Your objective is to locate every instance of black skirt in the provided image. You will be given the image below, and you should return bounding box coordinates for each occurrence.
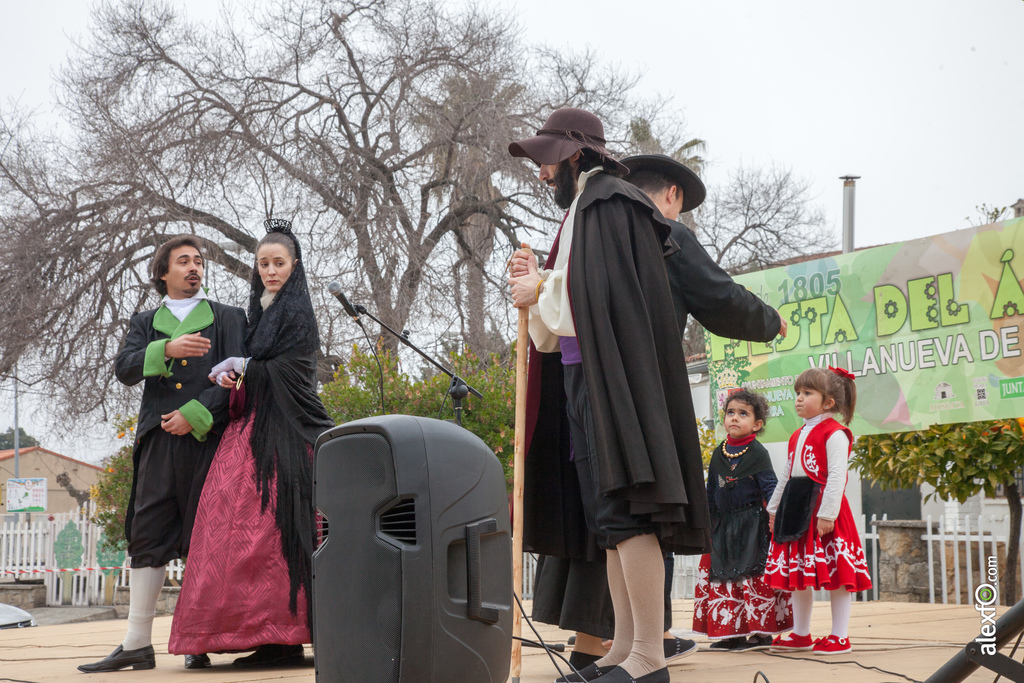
[709,504,770,582]
[773,477,821,544]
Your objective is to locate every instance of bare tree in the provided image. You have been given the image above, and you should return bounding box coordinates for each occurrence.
[698,164,833,274]
[0,0,647,419]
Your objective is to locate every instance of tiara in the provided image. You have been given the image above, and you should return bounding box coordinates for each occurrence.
[263,218,293,234]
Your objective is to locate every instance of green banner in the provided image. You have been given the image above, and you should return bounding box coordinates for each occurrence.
[706,217,1024,442]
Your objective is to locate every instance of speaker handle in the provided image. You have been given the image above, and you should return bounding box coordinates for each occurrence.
[466,518,500,624]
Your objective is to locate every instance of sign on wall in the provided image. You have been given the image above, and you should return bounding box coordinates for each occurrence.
[706,217,1024,442]
[5,478,48,512]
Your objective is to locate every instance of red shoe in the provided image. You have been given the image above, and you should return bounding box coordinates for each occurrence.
[813,635,852,655]
[770,633,814,652]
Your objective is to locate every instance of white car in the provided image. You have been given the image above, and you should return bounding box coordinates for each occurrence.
[0,603,36,629]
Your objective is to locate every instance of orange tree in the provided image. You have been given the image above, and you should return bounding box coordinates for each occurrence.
[851,419,1024,605]
[90,415,137,552]
[320,344,517,486]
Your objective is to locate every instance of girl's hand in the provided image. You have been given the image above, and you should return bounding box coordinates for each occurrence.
[817,518,835,536]
[768,513,775,533]
[216,370,237,389]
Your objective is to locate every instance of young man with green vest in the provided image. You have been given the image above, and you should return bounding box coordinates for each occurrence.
[79,235,247,673]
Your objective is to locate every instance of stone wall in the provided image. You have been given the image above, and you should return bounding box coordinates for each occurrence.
[873,519,939,602]
[113,586,179,618]
[0,582,47,609]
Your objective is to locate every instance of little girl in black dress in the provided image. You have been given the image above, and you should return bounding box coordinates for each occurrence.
[692,390,792,650]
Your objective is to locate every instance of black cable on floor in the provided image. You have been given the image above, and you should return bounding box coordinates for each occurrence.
[763,651,922,682]
[513,590,583,681]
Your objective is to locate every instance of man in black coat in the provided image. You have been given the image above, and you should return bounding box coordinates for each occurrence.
[622,153,786,352]
[509,108,721,683]
[79,235,246,673]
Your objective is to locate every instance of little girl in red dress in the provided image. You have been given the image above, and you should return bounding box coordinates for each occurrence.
[765,366,871,655]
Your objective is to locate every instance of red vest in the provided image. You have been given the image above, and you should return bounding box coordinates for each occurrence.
[785,418,853,486]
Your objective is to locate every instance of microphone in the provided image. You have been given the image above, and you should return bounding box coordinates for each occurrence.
[327,281,360,320]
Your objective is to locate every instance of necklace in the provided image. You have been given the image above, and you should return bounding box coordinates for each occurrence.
[724,445,749,459]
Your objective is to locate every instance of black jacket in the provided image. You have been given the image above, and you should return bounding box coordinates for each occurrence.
[115,300,247,542]
[116,301,247,441]
[665,220,780,343]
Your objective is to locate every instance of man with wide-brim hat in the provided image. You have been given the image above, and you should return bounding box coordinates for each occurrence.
[623,153,789,651]
[508,108,710,683]
[621,153,786,342]
[621,153,706,214]
[508,107,629,176]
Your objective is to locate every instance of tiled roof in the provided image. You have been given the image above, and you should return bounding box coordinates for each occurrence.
[0,446,103,471]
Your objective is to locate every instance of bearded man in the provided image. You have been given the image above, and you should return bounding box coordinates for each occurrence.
[508,109,711,683]
[79,235,246,673]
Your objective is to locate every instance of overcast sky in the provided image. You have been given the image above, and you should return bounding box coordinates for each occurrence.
[2,0,1022,462]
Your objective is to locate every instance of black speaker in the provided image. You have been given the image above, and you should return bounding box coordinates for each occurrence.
[312,415,512,683]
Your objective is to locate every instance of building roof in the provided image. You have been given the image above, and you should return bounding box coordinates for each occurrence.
[0,447,104,472]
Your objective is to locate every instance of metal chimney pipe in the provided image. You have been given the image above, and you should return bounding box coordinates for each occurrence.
[841,175,860,254]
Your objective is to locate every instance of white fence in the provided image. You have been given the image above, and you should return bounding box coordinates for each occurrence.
[1,504,183,607]
[522,513,885,603]
[3,503,894,607]
[922,513,1021,605]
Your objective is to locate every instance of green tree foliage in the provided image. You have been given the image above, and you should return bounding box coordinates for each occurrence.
[697,419,716,470]
[90,415,136,553]
[852,419,1024,604]
[320,344,516,486]
[0,427,39,449]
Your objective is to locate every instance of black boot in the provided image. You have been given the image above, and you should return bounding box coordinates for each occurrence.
[184,653,211,669]
[232,644,305,668]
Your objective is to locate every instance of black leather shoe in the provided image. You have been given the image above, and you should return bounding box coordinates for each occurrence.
[184,653,211,669]
[233,644,305,668]
[554,662,617,682]
[78,644,156,673]
[595,666,670,683]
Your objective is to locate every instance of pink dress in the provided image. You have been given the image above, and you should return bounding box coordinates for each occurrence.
[168,391,309,654]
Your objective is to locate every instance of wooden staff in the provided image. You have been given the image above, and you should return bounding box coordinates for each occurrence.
[511,243,532,682]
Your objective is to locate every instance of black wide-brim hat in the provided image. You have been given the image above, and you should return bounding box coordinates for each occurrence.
[509,108,628,175]
[621,153,707,213]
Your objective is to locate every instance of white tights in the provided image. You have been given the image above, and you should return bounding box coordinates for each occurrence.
[790,588,852,639]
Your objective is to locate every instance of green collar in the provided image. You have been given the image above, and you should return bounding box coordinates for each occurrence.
[153,299,214,338]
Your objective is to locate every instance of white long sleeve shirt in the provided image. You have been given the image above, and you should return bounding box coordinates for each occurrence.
[528,167,604,352]
[766,413,850,522]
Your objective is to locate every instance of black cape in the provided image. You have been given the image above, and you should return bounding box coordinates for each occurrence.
[521,173,712,556]
[568,173,711,553]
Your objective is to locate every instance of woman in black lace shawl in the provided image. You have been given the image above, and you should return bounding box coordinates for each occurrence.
[169,219,333,668]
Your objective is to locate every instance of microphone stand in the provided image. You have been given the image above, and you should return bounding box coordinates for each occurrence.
[352,304,482,428]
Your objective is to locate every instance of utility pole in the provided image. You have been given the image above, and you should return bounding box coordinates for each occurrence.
[12,361,21,526]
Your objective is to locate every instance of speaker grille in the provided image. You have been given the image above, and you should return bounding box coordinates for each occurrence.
[380,499,416,544]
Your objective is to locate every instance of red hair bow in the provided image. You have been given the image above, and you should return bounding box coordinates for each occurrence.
[828,366,855,381]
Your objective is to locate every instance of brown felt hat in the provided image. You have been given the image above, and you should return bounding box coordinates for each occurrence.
[621,153,707,213]
[509,108,628,175]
